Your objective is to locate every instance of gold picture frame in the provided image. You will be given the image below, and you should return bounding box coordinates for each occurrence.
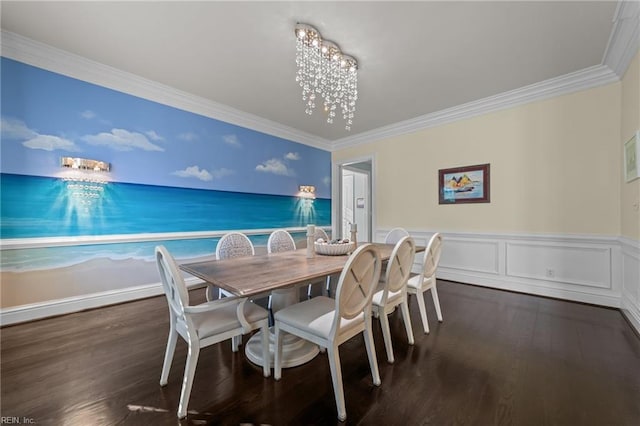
[624,131,640,182]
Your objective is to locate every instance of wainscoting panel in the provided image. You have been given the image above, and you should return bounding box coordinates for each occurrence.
[620,238,640,334]
[505,242,611,289]
[377,229,624,309]
[438,238,500,275]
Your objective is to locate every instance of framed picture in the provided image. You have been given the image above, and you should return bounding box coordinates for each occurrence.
[624,131,639,182]
[439,163,490,204]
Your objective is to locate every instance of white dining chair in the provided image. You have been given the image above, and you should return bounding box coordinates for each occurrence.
[267,229,296,254]
[371,235,416,363]
[273,243,382,422]
[209,232,256,301]
[155,245,270,419]
[267,229,297,320]
[307,227,332,298]
[384,227,410,244]
[407,232,443,334]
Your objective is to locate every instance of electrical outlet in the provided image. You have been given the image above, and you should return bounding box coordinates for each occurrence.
[545,268,555,278]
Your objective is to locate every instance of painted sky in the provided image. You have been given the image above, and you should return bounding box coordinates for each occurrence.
[0,58,331,198]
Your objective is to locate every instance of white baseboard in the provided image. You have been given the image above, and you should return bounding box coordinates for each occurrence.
[436,269,621,307]
[0,278,204,326]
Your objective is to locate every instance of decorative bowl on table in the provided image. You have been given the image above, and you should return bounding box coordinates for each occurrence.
[314,239,355,256]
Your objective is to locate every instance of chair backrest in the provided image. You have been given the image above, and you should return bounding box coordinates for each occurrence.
[267,229,296,253]
[314,227,329,241]
[333,244,382,330]
[385,227,410,244]
[384,236,417,294]
[156,245,189,321]
[216,232,255,260]
[422,233,443,279]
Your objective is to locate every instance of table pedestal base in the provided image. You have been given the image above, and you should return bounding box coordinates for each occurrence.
[245,328,320,368]
[245,286,320,368]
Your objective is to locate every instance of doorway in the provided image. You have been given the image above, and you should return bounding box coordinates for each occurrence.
[334,157,374,243]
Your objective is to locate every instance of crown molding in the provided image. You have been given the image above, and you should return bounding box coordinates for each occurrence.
[2,20,631,155]
[332,64,620,150]
[0,30,332,151]
[603,0,640,77]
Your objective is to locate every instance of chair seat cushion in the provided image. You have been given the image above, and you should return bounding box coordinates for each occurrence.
[407,275,421,289]
[408,274,435,291]
[192,301,268,339]
[275,296,364,340]
[372,288,402,307]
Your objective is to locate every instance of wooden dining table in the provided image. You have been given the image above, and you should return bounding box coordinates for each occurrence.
[179,242,423,368]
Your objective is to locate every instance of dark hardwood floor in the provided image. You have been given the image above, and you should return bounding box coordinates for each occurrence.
[1,280,639,425]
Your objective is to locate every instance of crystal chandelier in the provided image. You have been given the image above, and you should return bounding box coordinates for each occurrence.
[294,23,358,131]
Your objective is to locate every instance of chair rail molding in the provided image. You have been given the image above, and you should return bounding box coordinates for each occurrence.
[376,229,632,324]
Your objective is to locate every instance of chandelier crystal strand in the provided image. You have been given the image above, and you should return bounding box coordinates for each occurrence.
[294,23,358,130]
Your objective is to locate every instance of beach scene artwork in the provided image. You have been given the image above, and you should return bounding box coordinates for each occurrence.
[0,58,331,307]
[439,164,490,204]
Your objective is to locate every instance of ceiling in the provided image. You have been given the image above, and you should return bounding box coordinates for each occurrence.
[0,1,625,148]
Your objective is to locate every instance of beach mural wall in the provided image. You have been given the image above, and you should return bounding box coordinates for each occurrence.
[0,57,331,309]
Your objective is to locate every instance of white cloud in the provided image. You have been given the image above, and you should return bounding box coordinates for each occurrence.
[223,134,241,148]
[83,128,164,151]
[80,110,96,120]
[23,134,80,152]
[1,117,80,152]
[255,158,294,176]
[145,130,164,141]
[1,117,37,140]
[285,152,300,160]
[179,132,198,141]
[323,176,331,186]
[172,165,213,181]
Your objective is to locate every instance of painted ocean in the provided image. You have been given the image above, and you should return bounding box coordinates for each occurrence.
[0,173,330,271]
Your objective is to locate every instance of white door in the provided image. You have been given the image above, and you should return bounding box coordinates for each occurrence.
[342,172,354,240]
[340,162,371,242]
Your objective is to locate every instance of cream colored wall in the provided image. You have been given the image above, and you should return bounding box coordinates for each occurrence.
[334,83,621,236]
[621,52,640,240]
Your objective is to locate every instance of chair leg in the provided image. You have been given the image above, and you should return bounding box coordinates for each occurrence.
[324,276,331,297]
[267,295,274,326]
[177,340,200,419]
[307,284,313,299]
[415,291,430,334]
[160,328,178,386]
[327,345,347,422]
[260,323,271,377]
[379,311,394,364]
[274,324,283,380]
[400,300,415,345]
[364,316,381,386]
[431,285,443,322]
[231,336,241,352]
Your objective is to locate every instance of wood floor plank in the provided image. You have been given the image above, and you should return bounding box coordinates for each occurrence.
[1,281,639,425]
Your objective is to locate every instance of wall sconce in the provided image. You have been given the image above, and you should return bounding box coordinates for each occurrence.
[61,156,110,172]
[298,185,316,200]
[60,157,110,208]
